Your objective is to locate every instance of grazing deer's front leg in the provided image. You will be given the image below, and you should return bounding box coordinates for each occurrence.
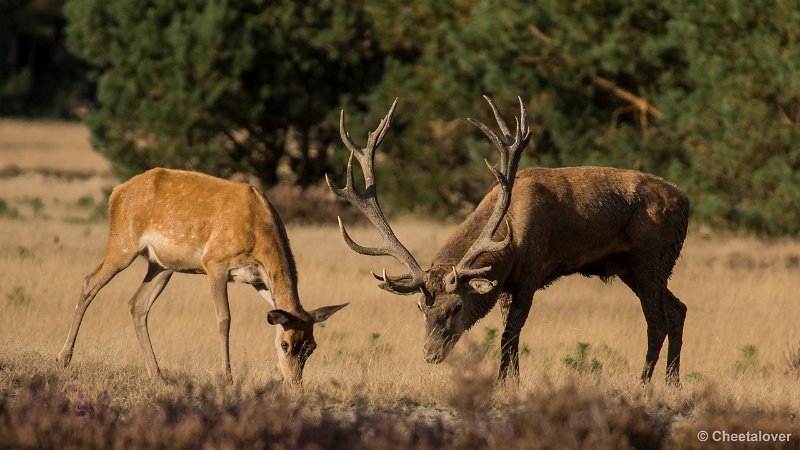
[206,264,233,381]
[129,262,174,378]
[498,285,535,382]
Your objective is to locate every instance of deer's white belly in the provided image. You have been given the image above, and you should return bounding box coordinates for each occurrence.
[140,232,205,272]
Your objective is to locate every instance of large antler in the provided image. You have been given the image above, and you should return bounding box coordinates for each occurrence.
[325,99,427,295]
[445,96,532,293]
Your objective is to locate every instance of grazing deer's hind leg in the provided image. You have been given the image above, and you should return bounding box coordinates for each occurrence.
[129,262,174,378]
[206,265,233,381]
[57,250,138,367]
[498,286,535,382]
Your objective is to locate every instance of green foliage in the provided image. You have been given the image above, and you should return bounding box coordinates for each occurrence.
[480,327,499,359]
[733,344,759,375]
[17,197,45,218]
[563,342,603,374]
[64,0,380,187]
[0,0,88,117]
[361,0,800,233]
[52,0,800,235]
[684,371,705,383]
[367,331,392,355]
[66,194,106,223]
[0,199,20,219]
[6,286,32,306]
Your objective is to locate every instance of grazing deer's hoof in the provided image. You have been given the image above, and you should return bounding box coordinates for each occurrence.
[56,352,71,368]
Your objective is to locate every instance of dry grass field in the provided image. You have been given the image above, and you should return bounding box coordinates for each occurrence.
[1,120,799,448]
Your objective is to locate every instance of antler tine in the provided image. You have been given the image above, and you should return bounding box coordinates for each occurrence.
[329,100,427,295]
[449,96,532,285]
[518,96,530,140]
[483,95,512,140]
[339,110,362,156]
[367,98,398,153]
[467,117,506,160]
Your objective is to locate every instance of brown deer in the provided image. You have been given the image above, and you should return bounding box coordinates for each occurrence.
[56,168,348,383]
[327,97,689,383]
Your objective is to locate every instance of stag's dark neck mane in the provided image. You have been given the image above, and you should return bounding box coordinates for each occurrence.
[432,194,513,330]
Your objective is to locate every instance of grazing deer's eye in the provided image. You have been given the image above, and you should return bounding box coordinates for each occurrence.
[453,303,463,314]
[281,341,289,353]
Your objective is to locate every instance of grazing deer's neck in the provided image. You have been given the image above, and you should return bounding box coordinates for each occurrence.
[254,189,303,314]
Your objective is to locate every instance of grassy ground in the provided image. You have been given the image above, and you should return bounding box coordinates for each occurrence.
[1,121,799,448]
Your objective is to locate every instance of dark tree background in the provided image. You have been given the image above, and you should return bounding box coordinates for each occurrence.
[3,0,800,235]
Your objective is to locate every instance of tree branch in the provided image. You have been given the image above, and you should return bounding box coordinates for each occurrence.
[529,25,663,122]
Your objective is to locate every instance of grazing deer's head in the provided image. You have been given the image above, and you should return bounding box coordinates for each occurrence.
[267,304,347,384]
[327,97,530,364]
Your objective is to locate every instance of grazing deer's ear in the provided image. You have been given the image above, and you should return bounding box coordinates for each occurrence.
[267,310,295,326]
[467,278,497,295]
[310,303,349,323]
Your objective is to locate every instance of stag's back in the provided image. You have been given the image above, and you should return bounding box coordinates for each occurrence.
[440,166,689,288]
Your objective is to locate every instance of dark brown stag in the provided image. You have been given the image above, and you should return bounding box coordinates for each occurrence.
[327,97,689,383]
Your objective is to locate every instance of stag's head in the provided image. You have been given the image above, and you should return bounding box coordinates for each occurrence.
[266,303,348,384]
[327,96,531,365]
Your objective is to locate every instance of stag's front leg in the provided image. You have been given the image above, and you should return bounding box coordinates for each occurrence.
[498,286,535,382]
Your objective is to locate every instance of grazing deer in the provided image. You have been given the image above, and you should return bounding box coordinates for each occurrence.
[56,168,348,383]
[327,97,689,383]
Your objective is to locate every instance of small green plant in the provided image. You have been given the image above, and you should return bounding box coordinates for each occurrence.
[369,332,381,345]
[7,286,32,305]
[684,371,705,382]
[66,195,107,223]
[366,332,392,355]
[20,196,45,217]
[0,198,20,219]
[563,342,602,374]
[17,246,31,258]
[481,327,500,359]
[520,343,531,357]
[733,344,759,375]
[76,194,95,208]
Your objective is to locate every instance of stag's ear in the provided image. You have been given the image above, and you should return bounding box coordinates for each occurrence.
[467,278,497,295]
[310,302,349,323]
[267,309,296,326]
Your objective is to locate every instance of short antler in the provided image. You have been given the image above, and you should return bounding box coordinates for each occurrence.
[446,96,532,292]
[326,99,427,295]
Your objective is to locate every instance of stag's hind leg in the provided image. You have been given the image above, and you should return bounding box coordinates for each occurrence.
[664,289,687,383]
[129,262,174,378]
[620,272,669,382]
[57,249,138,367]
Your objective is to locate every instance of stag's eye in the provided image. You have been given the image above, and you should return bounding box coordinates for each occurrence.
[281,341,290,353]
[452,303,463,314]
[417,302,423,312]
